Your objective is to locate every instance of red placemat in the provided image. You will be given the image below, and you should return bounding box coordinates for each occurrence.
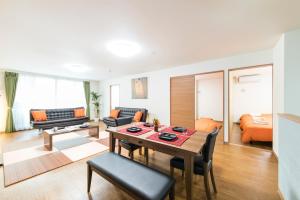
[118,127,152,136]
[146,132,190,146]
[136,124,165,130]
[160,127,196,136]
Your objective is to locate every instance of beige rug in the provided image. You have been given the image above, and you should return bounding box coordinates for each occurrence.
[2,131,109,187]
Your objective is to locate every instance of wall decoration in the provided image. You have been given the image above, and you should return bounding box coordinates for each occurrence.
[132,77,148,99]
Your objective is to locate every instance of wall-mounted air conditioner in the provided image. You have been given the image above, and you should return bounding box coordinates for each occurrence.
[237,74,261,83]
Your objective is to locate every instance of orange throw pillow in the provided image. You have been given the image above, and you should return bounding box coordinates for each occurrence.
[133,111,143,122]
[74,108,85,118]
[31,111,47,121]
[110,109,120,119]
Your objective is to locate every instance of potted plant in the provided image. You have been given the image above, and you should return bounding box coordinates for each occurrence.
[91,91,101,122]
[153,118,160,132]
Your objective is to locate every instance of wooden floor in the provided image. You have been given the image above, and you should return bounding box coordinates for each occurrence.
[229,123,273,150]
[0,123,279,200]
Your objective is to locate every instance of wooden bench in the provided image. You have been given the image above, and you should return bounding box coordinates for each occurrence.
[87,152,175,200]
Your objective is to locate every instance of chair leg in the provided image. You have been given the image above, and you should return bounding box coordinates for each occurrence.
[210,166,217,193]
[118,145,121,155]
[129,151,134,160]
[170,166,174,177]
[144,147,149,165]
[169,184,175,200]
[139,147,142,155]
[203,164,211,200]
[87,165,92,193]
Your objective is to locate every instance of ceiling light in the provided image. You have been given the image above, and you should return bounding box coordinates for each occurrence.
[106,40,141,57]
[64,64,91,73]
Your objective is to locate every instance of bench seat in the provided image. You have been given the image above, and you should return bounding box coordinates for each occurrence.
[87,152,175,200]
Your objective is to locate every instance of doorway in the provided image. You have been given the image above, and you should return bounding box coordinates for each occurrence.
[170,71,225,142]
[110,84,120,111]
[195,71,224,141]
[228,65,273,150]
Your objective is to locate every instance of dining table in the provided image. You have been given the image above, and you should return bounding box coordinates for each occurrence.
[106,123,209,200]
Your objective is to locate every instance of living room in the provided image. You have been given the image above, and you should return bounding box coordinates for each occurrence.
[1,1,300,200]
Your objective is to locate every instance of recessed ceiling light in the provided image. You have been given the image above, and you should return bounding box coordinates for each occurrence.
[106,40,141,57]
[64,64,91,73]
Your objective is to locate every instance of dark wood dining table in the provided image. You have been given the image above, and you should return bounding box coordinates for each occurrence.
[106,123,209,200]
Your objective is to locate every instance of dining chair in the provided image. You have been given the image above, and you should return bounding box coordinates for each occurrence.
[118,139,149,164]
[170,127,220,200]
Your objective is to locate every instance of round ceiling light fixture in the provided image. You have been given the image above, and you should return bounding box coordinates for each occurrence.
[106,40,141,58]
[64,64,91,73]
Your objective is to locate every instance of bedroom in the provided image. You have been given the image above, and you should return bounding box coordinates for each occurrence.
[229,65,273,149]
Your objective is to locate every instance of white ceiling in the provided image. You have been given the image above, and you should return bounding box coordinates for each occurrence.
[0,0,300,80]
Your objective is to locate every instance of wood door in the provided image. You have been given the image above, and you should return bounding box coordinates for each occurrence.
[170,75,195,129]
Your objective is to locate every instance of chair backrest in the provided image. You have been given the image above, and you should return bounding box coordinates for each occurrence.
[201,127,220,163]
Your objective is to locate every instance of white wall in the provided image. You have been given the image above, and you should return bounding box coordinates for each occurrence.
[278,28,300,200]
[273,35,285,156]
[0,70,7,132]
[278,117,300,200]
[229,66,273,122]
[284,29,300,116]
[196,73,223,121]
[100,49,273,142]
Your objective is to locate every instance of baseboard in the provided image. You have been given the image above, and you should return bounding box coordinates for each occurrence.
[273,150,278,161]
[278,188,285,200]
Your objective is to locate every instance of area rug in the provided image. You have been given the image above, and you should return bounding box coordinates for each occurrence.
[2,130,110,187]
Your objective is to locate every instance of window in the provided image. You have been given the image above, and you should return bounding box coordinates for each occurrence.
[13,74,86,130]
[110,85,120,110]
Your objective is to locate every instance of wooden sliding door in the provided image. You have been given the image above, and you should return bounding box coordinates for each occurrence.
[170,75,195,129]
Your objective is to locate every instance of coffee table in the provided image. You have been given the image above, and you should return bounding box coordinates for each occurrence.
[43,123,99,151]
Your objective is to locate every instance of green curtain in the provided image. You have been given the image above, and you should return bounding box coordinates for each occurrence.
[83,81,90,119]
[5,72,18,133]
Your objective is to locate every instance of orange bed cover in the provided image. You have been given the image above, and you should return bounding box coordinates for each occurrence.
[240,114,273,143]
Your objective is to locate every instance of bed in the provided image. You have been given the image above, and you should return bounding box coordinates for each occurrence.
[196,118,222,133]
[240,114,273,143]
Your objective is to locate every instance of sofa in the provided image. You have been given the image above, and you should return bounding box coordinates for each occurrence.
[30,107,89,130]
[103,107,148,127]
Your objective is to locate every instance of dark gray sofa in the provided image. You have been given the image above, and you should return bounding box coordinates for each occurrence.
[30,107,89,130]
[103,107,148,127]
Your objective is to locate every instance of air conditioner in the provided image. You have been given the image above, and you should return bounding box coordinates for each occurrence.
[238,74,261,83]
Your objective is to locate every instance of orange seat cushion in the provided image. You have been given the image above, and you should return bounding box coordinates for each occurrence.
[110,109,120,119]
[133,111,143,122]
[31,111,47,121]
[74,108,85,118]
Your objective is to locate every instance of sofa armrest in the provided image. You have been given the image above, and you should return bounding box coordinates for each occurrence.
[116,116,133,126]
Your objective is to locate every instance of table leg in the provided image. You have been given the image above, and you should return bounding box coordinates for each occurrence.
[96,126,99,138]
[184,154,194,200]
[144,147,149,165]
[88,127,99,139]
[44,132,52,151]
[109,132,116,153]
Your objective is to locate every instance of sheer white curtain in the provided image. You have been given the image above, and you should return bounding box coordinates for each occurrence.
[13,74,86,130]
